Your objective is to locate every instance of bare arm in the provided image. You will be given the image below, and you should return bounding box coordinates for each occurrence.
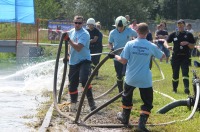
[180,41,194,49]
[68,39,84,52]
[114,55,127,65]
[90,36,98,43]
[108,42,113,50]
[164,40,173,50]
[160,53,166,60]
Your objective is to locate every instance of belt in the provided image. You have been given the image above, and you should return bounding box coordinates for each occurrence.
[177,53,186,55]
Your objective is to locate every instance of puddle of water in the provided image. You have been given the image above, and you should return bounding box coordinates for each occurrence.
[0,58,65,131]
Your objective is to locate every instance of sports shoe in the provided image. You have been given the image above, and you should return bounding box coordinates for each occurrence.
[69,103,78,112]
[173,88,177,93]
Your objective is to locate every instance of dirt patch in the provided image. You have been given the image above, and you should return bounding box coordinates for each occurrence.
[46,92,135,132]
[47,114,133,132]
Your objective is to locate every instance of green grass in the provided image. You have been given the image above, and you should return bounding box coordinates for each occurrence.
[91,49,200,132]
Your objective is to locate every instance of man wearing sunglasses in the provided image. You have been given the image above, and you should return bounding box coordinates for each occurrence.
[64,15,96,111]
[164,19,195,94]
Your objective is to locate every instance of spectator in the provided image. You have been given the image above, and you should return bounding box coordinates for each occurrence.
[161,21,168,31]
[125,15,130,25]
[108,23,165,131]
[186,23,195,65]
[164,19,195,94]
[129,19,138,30]
[108,16,137,93]
[186,23,194,34]
[155,23,170,63]
[86,18,103,78]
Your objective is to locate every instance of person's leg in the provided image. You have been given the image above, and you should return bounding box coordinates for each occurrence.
[181,58,190,94]
[80,61,97,111]
[137,88,153,132]
[68,65,80,103]
[171,56,181,93]
[117,83,134,124]
[114,60,124,93]
[163,47,170,63]
[158,43,164,62]
[92,46,103,77]
[68,65,80,111]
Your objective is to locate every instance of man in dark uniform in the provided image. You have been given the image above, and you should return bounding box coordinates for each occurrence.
[164,19,195,94]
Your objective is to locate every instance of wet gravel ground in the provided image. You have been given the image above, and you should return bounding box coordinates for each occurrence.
[47,98,135,132]
[47,114,133,132]
[46,82,137,132]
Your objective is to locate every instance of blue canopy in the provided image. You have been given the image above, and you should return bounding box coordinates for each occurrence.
[0,0,35,24]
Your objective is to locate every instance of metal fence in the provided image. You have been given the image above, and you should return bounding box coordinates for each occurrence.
[1,19,200,47]
[0,19,51,46]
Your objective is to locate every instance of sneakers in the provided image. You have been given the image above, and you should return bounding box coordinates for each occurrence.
[173,88,177,93]
[69,102,78,112]
[58,102,77,112]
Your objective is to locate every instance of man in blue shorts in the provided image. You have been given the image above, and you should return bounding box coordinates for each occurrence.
[108,23,165,131]
[155,23,170,63]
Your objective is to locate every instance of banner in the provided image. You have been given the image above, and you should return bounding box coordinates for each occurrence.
[0,0,35,24]
[48,20,74,41]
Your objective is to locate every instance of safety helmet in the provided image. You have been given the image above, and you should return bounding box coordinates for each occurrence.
[87,18,95,25]
[115,16,127,27]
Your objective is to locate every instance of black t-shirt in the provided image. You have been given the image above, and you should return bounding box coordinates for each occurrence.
[167,31,195,55]
[87,28,100,45]
[156,30,168,44]
[146,32,153,42]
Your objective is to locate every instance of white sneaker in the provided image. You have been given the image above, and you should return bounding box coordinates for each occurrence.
[69,103,78,112]
[58,102,78,112]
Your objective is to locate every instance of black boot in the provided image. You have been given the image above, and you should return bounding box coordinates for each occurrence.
[137,114,149,132]
[172,80,178,93]
[184,87,190,95]
[117,80,123,93]
[183,78,189,95]
[117,109,131,124]
[87,89,97,111]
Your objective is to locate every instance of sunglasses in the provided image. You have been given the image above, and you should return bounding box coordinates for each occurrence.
[177,23,184,25]
[74,22,83,25]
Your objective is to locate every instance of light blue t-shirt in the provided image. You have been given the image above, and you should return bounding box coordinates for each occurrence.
[120,38,164,88]
[108,27,137,50]
[68,28,91,65]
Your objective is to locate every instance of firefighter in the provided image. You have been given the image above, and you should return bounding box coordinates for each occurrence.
[164,19,195,94]
[64,16,96,111]
[108,16,137,93]
[108,23,165,131]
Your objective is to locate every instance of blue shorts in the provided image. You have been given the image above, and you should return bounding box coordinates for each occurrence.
[158,42,170,57]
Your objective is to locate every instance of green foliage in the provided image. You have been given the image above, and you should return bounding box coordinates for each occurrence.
[34,0,200,29]
[0,23,16,39]
[35,0,61,19]
[0,53,15,59]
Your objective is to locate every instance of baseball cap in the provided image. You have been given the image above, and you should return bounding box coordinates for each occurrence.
[177,19,185,24]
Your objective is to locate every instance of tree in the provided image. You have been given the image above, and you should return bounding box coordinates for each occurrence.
[35,0,61,19]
